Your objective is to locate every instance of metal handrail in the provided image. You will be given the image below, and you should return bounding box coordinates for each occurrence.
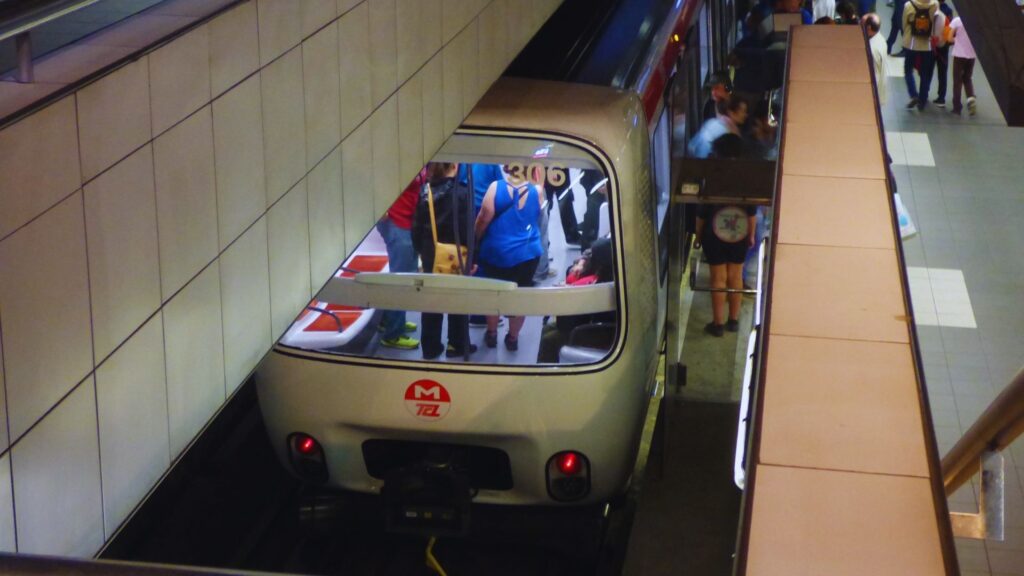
[0,0,103,82]
[941,367,1024,496]
[0,0,102,42]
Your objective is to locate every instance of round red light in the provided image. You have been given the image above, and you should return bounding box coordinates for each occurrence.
[557,452,582,476]
[296,435,317,455]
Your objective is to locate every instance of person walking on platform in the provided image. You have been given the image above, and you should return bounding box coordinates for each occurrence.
[948,14,977,115]
[929,0,954,107]
[886,0,905,55]
[864,13,889,105]
[901,0,945,111]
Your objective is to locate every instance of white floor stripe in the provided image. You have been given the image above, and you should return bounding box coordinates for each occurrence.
[887,131,935,167]
[907,266,977,328]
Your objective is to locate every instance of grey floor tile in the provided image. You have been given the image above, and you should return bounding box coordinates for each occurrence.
[957,542,993,572]
[986,548,1024,575]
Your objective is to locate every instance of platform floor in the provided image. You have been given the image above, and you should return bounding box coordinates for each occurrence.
[879,2,1024,573]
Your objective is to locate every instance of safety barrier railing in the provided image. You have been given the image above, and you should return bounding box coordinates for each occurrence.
[0,0,104,82]
[941,367,1024,540]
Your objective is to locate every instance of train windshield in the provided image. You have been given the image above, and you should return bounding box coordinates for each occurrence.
[279,134,621,368]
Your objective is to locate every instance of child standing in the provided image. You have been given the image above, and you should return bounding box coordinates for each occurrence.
[948,15,977,115]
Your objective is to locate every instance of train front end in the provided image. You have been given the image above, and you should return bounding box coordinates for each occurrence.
[255,80,659,527]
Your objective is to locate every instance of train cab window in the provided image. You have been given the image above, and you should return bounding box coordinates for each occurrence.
[277,134,622,369]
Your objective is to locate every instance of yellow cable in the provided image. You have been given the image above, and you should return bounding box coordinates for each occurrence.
[425,536,449,576]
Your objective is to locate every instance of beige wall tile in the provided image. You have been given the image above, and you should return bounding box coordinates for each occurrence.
[12,379,103,556]
[441,0,468,44]
[209,0,260,97]
[0,96,81,239]
[397,73,424,184]
[154,107,219,299]
[341,121,374,250]
[478,0,507,89]
[149,25,211,135]
[0,81,66,121]
[213,74,266,250]
[338,2,372,138]
[368,0,397,107]
[261,48,307,206]
[84,146,162,362]
[257,0,303,66]
[458,21,480,115]
[0,333,6,452]
[96,313,169,538]
[76,58,151,182]
[220,218,272,393]
[0,193,92,441]
[302,0,337,37]
[268,181,312,338]
[0,454,13,552]
[303,23,342,168]
[338,0,362,14]
[307,149,346,290]
[419,53,444,162]
[441,41,463,136]
[396,0,441,84]
[163,263,225,458]
[371,95,399,220]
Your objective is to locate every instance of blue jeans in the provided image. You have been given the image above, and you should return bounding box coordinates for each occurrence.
[904,50,935,104]
[376,218,417,339]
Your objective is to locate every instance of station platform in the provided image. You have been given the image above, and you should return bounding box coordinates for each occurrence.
[876,1,1024,572]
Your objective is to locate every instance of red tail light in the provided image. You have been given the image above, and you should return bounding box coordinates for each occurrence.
[296,435,318,455]
[547,451,590,501]
[556,452,582,476]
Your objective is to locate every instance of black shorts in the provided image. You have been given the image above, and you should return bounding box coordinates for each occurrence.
[702,235,747,265]
[482,258,539,287]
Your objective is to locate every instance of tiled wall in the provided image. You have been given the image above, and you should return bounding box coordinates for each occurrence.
[0,0,562,556]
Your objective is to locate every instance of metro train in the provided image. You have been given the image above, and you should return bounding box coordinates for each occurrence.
[256,0,724,529]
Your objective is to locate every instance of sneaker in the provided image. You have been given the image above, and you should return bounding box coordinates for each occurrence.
[933,98,945,108]
[504,334,518,351]
[951,107,962,115]
[484,330,498,348]
[704,322,724,338]
[380,335,419,349]
[967,97,977,116]
[905,97,919,110]
[725,319,740,332]
[378,321,417,334]
[446,343,479,358]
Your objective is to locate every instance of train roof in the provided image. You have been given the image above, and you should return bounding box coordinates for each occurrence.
[461,78,643,161]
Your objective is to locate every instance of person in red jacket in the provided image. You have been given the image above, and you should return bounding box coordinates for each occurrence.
[375,169,424,349]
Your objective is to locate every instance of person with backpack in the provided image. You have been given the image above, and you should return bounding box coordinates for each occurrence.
[901,0,946,111]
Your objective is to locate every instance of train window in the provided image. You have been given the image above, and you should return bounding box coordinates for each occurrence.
[278,135,621,369]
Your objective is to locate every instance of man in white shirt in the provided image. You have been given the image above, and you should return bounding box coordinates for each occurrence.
[863,13,888,105]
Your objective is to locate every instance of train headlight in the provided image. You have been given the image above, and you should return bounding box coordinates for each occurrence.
[546,451,590,502]
[288,432,328,483]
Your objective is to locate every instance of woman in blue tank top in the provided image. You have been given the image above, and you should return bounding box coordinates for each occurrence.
[474,166,544,351]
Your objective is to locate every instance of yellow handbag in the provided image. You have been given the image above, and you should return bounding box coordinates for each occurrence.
[426,183,469,275]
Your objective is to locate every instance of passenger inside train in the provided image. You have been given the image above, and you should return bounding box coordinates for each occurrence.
[278,137,620,367]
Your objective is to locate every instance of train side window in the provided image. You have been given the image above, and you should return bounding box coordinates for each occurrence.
[277,135,622,370]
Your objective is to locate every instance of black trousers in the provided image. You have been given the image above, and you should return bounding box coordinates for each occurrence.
[419,249,469,358]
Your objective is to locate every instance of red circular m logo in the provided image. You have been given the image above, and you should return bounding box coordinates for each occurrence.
[404,380,451,421]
